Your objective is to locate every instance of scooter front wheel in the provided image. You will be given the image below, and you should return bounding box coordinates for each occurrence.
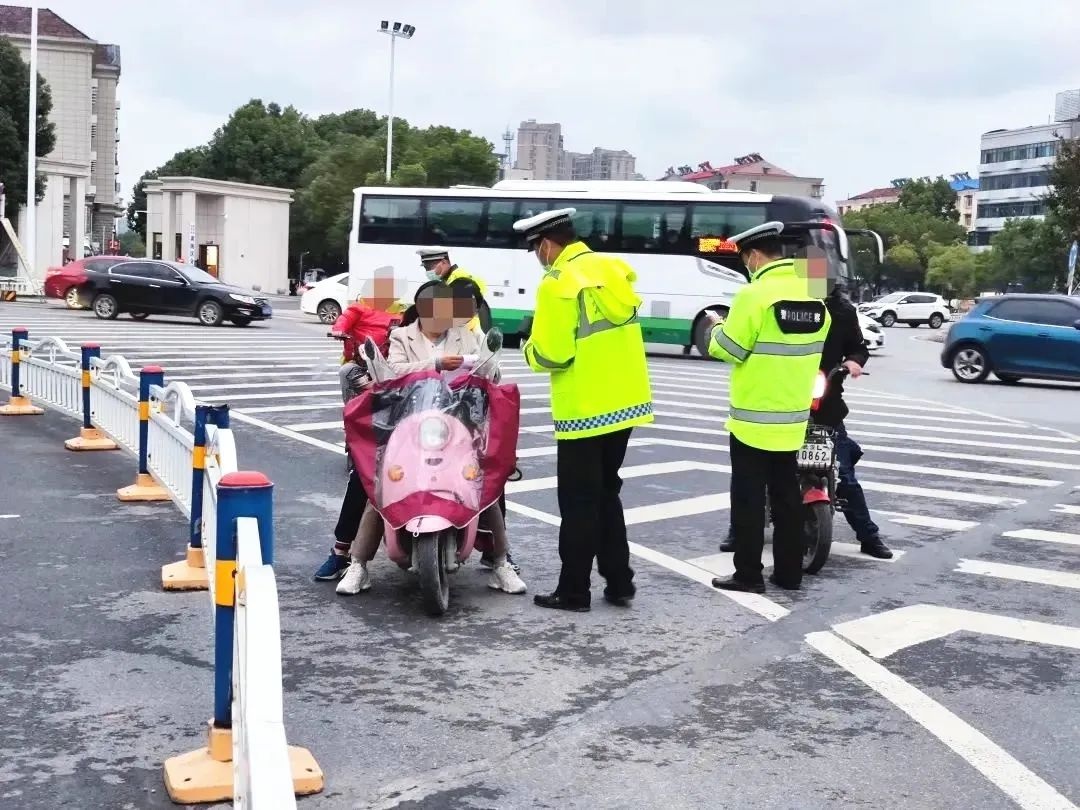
[802,502,834,574]
[416,530,452,616]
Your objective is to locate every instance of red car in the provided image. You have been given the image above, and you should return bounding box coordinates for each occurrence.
[45,256,132,308]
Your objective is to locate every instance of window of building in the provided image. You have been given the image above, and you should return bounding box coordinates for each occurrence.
[426,199,484,246]
[90,124,97,142]
[359,196,424,243]
[620,202,687,253]
[749,180,758,192]
[979,201,1046,219]
[988,299,1080,326]
[978,171,1050,191]
[980,140,1059,165]
[967,230,994,247]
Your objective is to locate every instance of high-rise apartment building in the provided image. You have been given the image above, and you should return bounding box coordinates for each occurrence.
[513,120,637,181]
[0,5,122,275]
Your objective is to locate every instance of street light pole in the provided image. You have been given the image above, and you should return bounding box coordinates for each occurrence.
[25,2,38,277]
[378,21,416,184]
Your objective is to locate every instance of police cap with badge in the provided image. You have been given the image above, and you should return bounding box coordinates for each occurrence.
[728,221,828,335]
[416,246,450,264]
[512,208,577,250]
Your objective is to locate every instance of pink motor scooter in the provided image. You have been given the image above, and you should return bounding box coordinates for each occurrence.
[349,330,518,615]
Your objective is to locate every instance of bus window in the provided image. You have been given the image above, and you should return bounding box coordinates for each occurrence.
[516,199,551,220]
[566,201,617,251]
[359,195,424,243]
[690,202,768,245]
[484,200,517,247]
[620,202,688,253]
[427,199,484,246]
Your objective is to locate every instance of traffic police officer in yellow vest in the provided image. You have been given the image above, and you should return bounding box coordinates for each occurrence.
[416,246,489,334]
[513,208,654,612]
[705,221,831,593]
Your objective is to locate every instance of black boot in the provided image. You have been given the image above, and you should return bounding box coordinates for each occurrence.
[860,537,894,559]
[711,576,765,594]
[534,591,591,612]
[719,528,736,553]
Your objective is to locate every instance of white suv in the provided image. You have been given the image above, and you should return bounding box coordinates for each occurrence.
[859,292,951,329]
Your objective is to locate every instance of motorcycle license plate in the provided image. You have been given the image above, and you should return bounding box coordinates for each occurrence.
[797,439,832,468]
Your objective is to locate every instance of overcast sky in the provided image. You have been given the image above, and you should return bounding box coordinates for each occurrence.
[37,0,1080,205]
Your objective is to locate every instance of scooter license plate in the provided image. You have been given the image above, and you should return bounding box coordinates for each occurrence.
[797,439,833,469]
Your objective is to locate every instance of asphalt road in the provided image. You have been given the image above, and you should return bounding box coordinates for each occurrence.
[1,302,1079,810]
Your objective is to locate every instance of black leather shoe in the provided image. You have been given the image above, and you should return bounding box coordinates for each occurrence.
[603,586,635,607]
[534,592,591,612]
[719,538,736,552]
[711,577,765,594]
[860,538,894,559]
[768,573,801,591]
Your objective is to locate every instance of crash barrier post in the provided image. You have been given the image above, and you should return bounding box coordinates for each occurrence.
[163,471,323,805]
[0,328,43,415]
[161,404,231,591]
[116,366,170,502]
[65,343,118,451]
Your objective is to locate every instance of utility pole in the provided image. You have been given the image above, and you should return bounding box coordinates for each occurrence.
[378,21,416,183]
[25,3,39,277]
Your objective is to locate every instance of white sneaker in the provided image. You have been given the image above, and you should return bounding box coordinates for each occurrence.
[336,561,371,595]
[489,562,527,594]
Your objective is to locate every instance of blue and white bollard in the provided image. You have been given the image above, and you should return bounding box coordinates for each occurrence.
[1,327,43,415]
[65,343,117,451]
[117,365,169,502]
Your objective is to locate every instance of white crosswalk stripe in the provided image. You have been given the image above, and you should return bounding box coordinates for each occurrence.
[4,305,1079,607]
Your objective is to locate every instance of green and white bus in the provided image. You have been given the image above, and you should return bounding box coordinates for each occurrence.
[348,180,843,354]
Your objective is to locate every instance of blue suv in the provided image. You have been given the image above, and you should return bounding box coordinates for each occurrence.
[941,294,1080,384]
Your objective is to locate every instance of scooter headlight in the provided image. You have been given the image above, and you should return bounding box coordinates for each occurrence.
[811,371,827,400]
[419,417,451,450]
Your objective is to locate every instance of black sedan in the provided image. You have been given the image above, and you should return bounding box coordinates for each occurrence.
[77,260,272,326]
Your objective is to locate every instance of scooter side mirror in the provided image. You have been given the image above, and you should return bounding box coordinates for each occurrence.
[485,327,504,353]
[1074,318,1080,330]
[363,338,379,362]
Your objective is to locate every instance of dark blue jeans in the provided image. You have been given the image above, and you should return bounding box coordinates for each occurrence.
[833,422,880,543]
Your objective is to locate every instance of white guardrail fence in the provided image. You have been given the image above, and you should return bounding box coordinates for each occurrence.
[0,328,323,806]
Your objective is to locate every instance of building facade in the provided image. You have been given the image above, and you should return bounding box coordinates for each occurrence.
[143,177,293,294]
[836,186,901,215]
[0,6,122,276]
[513,120,637,181]
[837,173,979,230]
[658,155,825,199]
[971,114,1080,248]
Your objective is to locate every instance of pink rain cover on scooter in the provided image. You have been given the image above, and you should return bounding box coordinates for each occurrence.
[344,370,521,529]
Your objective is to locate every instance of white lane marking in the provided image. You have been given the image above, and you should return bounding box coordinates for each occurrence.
[956,559,1080,590]
[832,603,1080,659]
[126,350,344,358]
[871,510,979,531]
[238,402,343,415]
[177,370,343,380]
[502,499,787,621]
[228,411,345,455]
[0,514,18,519]
[506,460,724,494]
[856,431,1080,457]
[189,380,348,392]
[515,440,653,459]
[624,494,731,525]
[861,481,1023,507]
[202,389,339,401]
[858,461,1059,488]
[1051,504,1080,515]
[848,419,1077,444]
[1002,528,1080,547]
[805,630,1079,810]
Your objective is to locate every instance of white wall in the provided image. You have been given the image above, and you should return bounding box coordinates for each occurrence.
[221,196,290,293]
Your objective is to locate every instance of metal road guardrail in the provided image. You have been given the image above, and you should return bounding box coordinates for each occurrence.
[0,328,323,805]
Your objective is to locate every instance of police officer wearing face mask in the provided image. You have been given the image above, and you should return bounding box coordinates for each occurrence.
[416,247,490,334]
[512,208,654,612]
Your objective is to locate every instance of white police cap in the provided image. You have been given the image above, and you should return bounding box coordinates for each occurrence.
[512,207,577,246]
[727,221,787,251]
[416,246,450,262]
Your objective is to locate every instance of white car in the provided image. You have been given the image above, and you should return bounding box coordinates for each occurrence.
[300,272,351,323]
[858,312,884,352]
[858,291,951,329]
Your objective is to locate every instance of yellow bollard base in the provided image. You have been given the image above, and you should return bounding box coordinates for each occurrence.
[65,427,118,452]
[163,723,324,804]
[117,472,170,502]
[0,396,44,416]
[162,546,209,591]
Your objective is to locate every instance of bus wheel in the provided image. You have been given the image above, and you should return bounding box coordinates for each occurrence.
[503,333,522,350]
[693,308,727,358]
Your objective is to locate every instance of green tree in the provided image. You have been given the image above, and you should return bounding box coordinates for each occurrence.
[0,36,57,222]
[982,217,1069,292]
[118,229,145,257]
[898,176,959,222]
[926,243,977,296]
[843,204,966,291]
[202,99,316,189]
[1045,136,1080,242]
[126,146,209,237]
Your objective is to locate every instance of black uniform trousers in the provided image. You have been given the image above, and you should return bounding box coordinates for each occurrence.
[555,428,635,601]
[729,433,804,587]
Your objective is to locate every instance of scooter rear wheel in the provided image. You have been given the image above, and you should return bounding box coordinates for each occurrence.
[416,531,452,616]
[802,502,833,574]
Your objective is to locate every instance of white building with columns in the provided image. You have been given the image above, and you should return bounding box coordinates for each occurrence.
[0,6,123,276]
[144,177,293,294]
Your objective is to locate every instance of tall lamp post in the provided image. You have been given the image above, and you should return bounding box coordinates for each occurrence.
[25,3,39,278]
[378,20,416,183]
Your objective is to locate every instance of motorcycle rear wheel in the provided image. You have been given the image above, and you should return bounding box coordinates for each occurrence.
[802,502,834,574]
[416,531,452,616]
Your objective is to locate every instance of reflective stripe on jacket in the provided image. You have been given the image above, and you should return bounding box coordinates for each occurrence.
[708,258,831,451]
[523,241,654,440]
